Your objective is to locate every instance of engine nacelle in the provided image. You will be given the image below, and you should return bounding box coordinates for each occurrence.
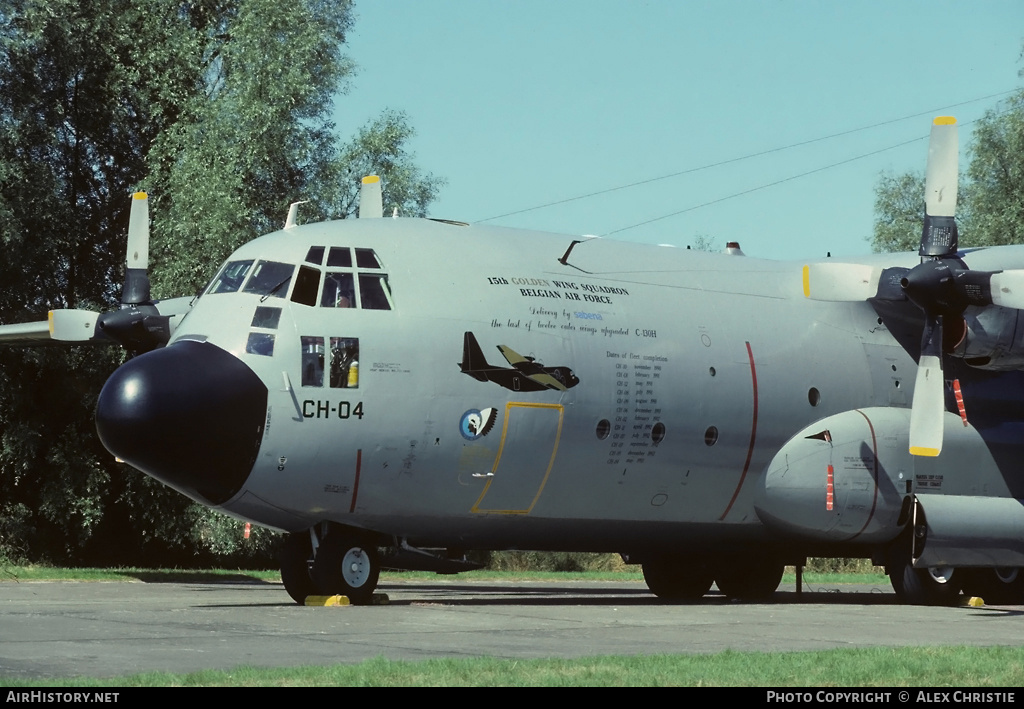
[953,305,1024,371]
[755,407,915,544]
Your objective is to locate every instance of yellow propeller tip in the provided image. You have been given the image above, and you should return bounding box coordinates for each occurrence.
[909,446,940,457]
[362,175,380,184]
[132,191,148,200]
[933,116,956,125]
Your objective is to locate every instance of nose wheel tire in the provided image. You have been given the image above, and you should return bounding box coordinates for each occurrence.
[279,532,317,605]
[310,530,380,605]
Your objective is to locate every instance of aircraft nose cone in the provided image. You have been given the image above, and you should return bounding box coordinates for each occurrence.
[96,340,267,505]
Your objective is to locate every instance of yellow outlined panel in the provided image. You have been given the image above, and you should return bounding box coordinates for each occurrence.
[471,402,563,514]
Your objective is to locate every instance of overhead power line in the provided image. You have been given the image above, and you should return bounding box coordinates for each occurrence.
[478,89,1019,225]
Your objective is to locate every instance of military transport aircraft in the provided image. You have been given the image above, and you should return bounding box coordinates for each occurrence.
[3,119,1024,606]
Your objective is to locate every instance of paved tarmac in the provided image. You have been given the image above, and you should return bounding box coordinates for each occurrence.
[1,578,1023,681]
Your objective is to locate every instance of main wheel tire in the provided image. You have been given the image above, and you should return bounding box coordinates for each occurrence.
[310,530,380,605]
[279,532,317,604]
[960,568,1024,605]
[888,562,961,606]
[714,559,784,601]
[642,557,714,601]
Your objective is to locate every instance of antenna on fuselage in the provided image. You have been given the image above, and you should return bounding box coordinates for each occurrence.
[284,201,309,230]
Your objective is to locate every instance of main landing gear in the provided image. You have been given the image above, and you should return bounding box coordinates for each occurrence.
[642,555,785,601]
[959,567,1024,605]
[279,524,381,605]
[884,527,962,606]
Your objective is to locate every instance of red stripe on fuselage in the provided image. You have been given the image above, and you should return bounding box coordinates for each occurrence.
[719,341,758,520]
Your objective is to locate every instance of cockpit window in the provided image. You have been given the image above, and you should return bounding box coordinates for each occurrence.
[355,248,381,269]
[242,260,295,299]
[327,247,352,268]
[321,273,355,308]
[359,274,393,310]
[315,248,393,310]
[291,266,321,307]
[207,260,254,294]
[304,246,325,265]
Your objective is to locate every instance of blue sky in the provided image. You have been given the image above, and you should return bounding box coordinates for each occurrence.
[332,1,1023,260]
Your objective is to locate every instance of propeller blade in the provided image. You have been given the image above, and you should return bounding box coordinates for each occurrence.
[988,270,1024,309]
[908,317,945,457]
[359,175,383,219]
[802,263,882,301]
[122,191,151,305]
[49,309,100,341]
[126,191,149,270]
[0,309,104,344]
[920,117,959,257]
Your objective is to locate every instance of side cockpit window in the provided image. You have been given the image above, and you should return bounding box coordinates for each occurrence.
[207,260,254,294]
[291,266,321,307]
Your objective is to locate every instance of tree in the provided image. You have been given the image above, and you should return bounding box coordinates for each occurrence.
[871,171,926,253]
[146,1,442,297]
[963,91,1024,247]
[872,90,1023,253]
[0,1,441,564]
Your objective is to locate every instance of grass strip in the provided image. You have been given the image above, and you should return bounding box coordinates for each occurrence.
[3,647,1023,687]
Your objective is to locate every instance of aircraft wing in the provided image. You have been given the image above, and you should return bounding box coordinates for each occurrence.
[497,344,531,367]
[497,344,568,390]
[522,371,568,391]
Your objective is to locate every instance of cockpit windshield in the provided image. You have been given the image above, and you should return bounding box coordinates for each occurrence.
[207,260,254,294]
[242,261,295,299]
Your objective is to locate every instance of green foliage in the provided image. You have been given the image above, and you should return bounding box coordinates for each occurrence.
[0,1,440,566]
[871,171,925,253]
[872,89,1024,253]
[483,551,631,573]
[964,91,1024,246]
[803,557,879,574]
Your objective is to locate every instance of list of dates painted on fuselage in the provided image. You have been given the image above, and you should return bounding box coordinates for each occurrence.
[301,400,365,420]
[607,351,667,466]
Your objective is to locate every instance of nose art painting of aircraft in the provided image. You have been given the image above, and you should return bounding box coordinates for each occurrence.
[459,331,580,392]
[3,121,1024,608]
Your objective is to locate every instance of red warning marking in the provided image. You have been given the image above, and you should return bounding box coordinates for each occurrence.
[953,379,968,426]
[826,464,834,511]
[349,449,362,513]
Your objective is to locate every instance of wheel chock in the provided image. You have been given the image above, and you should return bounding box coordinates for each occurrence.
[961,596,985,607]
[304,595,351,606]
[301,593,390,606]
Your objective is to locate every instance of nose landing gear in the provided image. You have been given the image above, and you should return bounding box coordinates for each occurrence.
[279,524,381,605]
